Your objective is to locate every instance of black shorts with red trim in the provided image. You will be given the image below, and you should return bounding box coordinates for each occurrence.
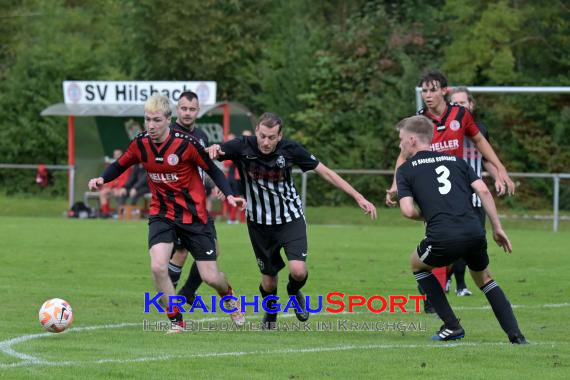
[149,216,217,261]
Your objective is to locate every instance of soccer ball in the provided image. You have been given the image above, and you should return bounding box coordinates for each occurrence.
[39,298,74,333]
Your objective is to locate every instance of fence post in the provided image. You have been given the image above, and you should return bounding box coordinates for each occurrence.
[69,165,75,210]
[553,175,560,232]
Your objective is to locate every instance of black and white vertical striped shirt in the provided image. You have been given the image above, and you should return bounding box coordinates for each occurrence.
[220,136,320,225]
[463,122,489,208]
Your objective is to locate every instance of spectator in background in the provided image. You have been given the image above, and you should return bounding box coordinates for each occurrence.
[98,149,132,218]
[36,164,49,188]
[118,163,149,207]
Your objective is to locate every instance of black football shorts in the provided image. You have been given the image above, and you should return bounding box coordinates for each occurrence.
[246,217,308,276]
[416,236,489,272]
[149,216,217,261]
[173,215,217,251]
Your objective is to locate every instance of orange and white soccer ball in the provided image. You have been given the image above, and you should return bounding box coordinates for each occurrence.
[39,298,74,333]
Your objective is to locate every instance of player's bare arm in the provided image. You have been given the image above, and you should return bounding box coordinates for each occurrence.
[482,159,505,195]
[471,179,512,253]
[470,133,515,196]
[398,196,423,221]
[386,153,407,207]
[313,162,377,219]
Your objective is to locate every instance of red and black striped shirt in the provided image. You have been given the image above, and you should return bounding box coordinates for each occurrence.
[102,130,232,224]
[418,103,480,158]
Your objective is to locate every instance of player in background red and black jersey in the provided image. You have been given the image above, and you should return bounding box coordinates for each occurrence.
[88,95,246,332]
[166,91,222,308]
[448,86,503,297]
[386,71,515,207]
[396,115,526,344]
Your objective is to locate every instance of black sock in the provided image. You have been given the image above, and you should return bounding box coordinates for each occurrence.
[286,273,308,296]
[417,284,433,309]
[453,259,467,289]
[414,271,460,329]
[480,280,522,337]
[168,262,182,287]
[180,261,202,297]
[260,284,278,313]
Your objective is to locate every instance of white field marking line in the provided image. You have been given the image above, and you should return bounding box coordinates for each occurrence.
[1,302,568,369]
[1,340,560,369]
[0,312,305,367]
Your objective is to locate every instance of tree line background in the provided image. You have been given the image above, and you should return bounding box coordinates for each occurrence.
[0,0,568,209]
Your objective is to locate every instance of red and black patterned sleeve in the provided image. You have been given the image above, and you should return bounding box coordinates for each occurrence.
[463,109,480,138]
[185,137,234,197]
[101,139,141,183]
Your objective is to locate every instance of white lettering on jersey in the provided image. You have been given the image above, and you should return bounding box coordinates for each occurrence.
[430,139,460,152]
[148,173,179,182]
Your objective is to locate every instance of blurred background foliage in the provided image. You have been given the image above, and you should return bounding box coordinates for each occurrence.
[0,0,568,209]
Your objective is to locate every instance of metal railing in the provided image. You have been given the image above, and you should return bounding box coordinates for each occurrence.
[295,169,570,232]
[1,163,568,231]
[0,163,75,208]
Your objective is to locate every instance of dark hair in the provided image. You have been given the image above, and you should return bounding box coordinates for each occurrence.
[257,112,283,133]
[397,115,433,144]
[418,70,448,88]
[178,91,199,103]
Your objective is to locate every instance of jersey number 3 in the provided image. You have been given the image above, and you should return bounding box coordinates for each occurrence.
[435,165,451,195]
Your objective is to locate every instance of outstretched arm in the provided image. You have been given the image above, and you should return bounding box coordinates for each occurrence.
[471,132,515,196]
[88,161,129,191]
[386,152,407,207]
[313,162,377,219]
[471,179,512,253]
[191,142,246,210]
[482,160,505,195]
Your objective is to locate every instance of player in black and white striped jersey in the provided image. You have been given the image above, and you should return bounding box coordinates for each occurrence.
[208,112,377,329]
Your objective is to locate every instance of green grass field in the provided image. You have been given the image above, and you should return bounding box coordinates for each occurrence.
[1,201,569,379]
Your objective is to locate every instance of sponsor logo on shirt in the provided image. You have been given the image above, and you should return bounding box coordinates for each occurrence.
[430,139,459,152]
[148,172,179,182]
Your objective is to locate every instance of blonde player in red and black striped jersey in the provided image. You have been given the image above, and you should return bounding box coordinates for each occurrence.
[88,95,247,332]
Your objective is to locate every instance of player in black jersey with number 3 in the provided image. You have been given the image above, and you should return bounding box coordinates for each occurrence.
[208,112,377,329]
[396,115,526,344]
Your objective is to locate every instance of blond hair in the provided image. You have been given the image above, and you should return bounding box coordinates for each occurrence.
[144,94,172,117]
[397,115,433,144]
